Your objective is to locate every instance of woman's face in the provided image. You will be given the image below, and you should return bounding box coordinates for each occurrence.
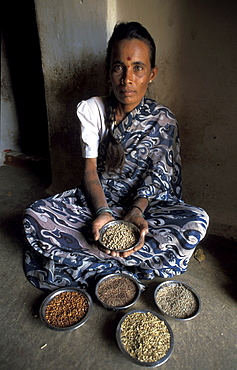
[109,38,158,113]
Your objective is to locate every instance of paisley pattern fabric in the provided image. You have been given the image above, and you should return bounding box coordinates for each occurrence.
[23,97,209,291]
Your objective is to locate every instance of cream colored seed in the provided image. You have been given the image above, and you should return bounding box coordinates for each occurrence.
[120,312,170,362]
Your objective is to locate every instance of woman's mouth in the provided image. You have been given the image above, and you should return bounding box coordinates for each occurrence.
[120,90,135,96]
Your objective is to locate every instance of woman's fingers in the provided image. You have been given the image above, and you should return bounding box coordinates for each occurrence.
[92,213,114,241]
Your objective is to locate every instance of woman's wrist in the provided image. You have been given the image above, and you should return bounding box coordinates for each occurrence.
[128,205,144,216]
[95,206,113,217]
[128,198,148,217]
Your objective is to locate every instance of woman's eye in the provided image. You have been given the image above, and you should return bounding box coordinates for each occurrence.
[113,65,123,73]
[134,65,143,71]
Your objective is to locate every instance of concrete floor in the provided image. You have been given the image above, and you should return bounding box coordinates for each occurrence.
[0,164,237,370]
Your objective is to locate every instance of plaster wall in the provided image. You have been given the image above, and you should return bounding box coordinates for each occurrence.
[34,0,108,191]
[116,0,237,238]
[34,0,236,238]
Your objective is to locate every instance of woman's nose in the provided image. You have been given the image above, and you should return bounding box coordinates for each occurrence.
[121,67,133,84]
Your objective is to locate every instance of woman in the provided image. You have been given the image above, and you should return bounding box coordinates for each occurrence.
[23,22,209,291]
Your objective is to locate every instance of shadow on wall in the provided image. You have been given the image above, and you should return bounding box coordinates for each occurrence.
[46,52,108,193]
[2,1,49,159]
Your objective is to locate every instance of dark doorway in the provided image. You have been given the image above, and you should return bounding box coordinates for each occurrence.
[2,1,49,159]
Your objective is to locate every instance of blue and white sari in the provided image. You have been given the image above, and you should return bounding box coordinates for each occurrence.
[23,97,209,291]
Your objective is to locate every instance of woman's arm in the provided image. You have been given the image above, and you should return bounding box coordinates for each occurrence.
[83,157,114,241]
[83,158,108,210]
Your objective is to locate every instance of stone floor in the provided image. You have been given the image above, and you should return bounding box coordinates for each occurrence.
[0,164,237,370]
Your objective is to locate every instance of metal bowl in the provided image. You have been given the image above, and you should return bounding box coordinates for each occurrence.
[154,280,201,321]
[39,287,93,331]
[95,273,141,310]
[116,309,174,367]
[99,220,140,253]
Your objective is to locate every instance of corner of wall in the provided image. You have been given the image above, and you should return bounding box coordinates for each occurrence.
[106,0,117,40]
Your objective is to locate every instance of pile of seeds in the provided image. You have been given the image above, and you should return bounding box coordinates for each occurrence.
[45,291,89,327]
[97,275,138,307]
[155,283,199,319]
[101,222,138,250]
[120,311,171,363]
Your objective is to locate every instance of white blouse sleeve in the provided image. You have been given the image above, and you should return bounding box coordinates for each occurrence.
[77,97,106,158]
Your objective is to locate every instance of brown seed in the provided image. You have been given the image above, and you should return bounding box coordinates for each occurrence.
[45,291,89,327]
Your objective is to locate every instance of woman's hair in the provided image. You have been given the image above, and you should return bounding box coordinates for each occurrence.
[106,21,156,73]
[105,22,156,172]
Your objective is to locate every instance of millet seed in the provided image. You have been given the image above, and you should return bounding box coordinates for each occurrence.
[155,283,199,319]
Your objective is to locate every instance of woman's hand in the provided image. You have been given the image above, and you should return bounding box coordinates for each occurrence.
[92,212,114,242]
[122,212,148,257]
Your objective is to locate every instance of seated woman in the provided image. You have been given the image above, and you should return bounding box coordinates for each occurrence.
[23,21,209,291]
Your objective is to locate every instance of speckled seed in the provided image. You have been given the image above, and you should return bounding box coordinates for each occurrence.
[155,283,199,319]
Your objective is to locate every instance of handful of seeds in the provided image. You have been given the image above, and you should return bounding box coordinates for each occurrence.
[100,221,139,251]
[119,311,171,363]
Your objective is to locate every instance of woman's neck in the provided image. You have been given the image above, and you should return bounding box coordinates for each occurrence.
[115,102,130,124]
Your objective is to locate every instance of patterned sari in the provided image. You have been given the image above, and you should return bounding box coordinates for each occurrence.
[23,97,209,291]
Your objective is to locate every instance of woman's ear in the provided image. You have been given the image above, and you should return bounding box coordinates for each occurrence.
[150,66,158,82]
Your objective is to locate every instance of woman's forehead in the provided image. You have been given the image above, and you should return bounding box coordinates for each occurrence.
[110,39,150,62]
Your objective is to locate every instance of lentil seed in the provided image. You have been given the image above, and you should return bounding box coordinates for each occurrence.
[155,283,199,319]
[120,311,171,363]
[44,291,89,327]
[101,223,138,250]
